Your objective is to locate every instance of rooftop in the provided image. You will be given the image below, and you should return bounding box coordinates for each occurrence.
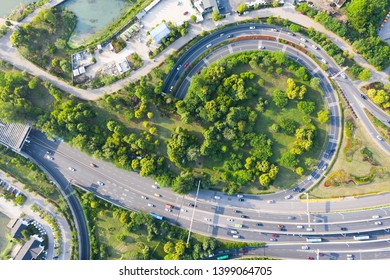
[150,22,171,43]
[14,236,44,260]
[0,120,31,152]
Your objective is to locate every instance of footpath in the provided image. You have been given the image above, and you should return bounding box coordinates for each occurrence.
[0,169,72,260]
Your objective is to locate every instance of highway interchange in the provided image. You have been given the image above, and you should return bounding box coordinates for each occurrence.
[14,23,390,260]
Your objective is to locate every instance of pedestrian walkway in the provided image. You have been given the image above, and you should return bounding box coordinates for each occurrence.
[0,169,72,260]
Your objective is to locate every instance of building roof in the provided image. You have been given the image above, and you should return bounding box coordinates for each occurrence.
[10,219,29,239]
[150,22,171,43]
[0,120,31,152]
[202,0,217,9]
[144,0,161,12]
[14,236,44,260]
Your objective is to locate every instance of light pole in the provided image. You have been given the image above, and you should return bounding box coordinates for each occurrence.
[305,192,311,228]
[186,180,201,245]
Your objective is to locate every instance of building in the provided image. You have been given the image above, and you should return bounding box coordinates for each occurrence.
[9,218,29,239]
[0,120,31,152]
[150,22,171,43]
[14,236,44,260]
[202,0,218,12]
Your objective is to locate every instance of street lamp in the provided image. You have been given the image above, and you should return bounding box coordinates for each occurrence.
[186,180,201,245]
[305,192,311,228]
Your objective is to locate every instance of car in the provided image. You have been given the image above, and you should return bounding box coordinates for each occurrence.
[267,200,275,204]
[269,238,277,242]
[208,253,215,258]
[258,45,265,49]
[360,94,367,99]
[46,151,53,155]
[165,208,172,212]
[227,218,234,222]
[90,163,98,167]
[292,187,299,192]
[230,230,238,234]
[307,256,314,260]
[97,181,104,186]
[241,249,246,253]
[46,156,54,160]
[169,85,174,92]
[154,193,161,197]
[68,167,76,172]
[206,43,212,48]
[306,227,314,231]
[188,203,196,207]
[196,69,201,75]
[321,164,328,171]
[233,209,241,213]
[374,221,382,225]
[237,194,244,198]
[312,44,318,50]
[297,225,304,229]
[271,233,279,238]
[340,227,348,231]
[147,203,154,207]
[256,223,263,226]
[227,34,233,38]
[141,196,148,200]
[219,33,224,37]
[232,234,240,239]
[313,219,321,223]
[238,198,244,202]
[214,195,221,200]
[183,11,188,15]
[318,253,324,257]
[278,224,284,228]
[285,195,292,200]
[340,73,347,79]
[302,245,309,250]
[181,208,188,212]
[204,218,212,222]
[372,215,381,219]
[299,42,306,48]
[249,26,256,30]
[176,65,182,71]
[240,215,248,219]
[184,62,189,68]
[321,58,327,64]
[299,188,306,193]
[152,184,159,189]
[288,216,295,220]
[300,38,307,42]
[376,135,384,141]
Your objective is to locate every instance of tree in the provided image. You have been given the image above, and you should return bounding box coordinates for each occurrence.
[272,89,288,108]
[297,101,315,115]
[317,109,330,124]
[296,166,304,175]
[280,151,298,168]
[190,15,197,23]
[289,24,301,32]
[310,77,321,90]
[212,10,224,21]
[358,68,371,81]
[172,171,195,194]
[237,3,248,14]
[164,241,175,254]
[259,174,271,187]
[272,0,279,7]
[28,76,40,89]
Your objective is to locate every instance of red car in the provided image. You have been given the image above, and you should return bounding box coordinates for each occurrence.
[271,233,279,238]
[307,256,314,260]
[184,11,189,15]
[184,62,189,68]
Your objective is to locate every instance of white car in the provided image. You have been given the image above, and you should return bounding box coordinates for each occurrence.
[230,230,238,234]
[267,200,275,204]
[97,181,104,186]
[68,167,76,172]
[284,195,292,200]
[374,221,382,225]
[321,58,327,64]
[312,44,318,50]
[340,73,347,79]
[249,26,255,30]
[165,208,172,212]
[152,184,159,189]
[204,218,212,222]
[227,218,234,222]
[141,196,148,200]
[376,135,383,141]
[302,245,309,250]
[300,38,307,42]
[181,208,188,212]
[147,203,155,207]
[46,156,54,160]
[176,65,182,71]
[206,43,212,48]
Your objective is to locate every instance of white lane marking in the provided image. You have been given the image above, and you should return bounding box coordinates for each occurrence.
[203,58,210,65]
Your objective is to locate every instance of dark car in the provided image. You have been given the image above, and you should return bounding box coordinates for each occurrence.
[361,94,367,99]
[238,198,244,202]
[340,227,348,231]
[307,256,314,260]
[271,233,279,238]
[227,34,233,38]
[188,203,196,207]
[240,215,248,219]
[90,163,98,167]
[256,223,263,226]
[299,188,306,193]
[233,209,241,213]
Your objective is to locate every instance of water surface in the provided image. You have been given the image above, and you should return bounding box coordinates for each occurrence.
[1,0,36,17]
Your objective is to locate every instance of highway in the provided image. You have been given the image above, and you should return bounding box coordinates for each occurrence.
[20,24,390,259]
[21,130,390,259]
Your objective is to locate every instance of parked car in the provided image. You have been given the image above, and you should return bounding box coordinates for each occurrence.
[183,11,188,15]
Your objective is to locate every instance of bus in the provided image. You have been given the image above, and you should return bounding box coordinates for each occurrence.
[216,254,230,260]
[353,235,370,241]
[150,212,163,221]
[306,237,322,243]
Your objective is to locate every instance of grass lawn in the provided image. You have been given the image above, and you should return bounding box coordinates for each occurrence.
[310,103,390,199]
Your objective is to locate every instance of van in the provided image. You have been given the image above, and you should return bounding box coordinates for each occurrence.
[297,225,304,229]
[232,234,240,239]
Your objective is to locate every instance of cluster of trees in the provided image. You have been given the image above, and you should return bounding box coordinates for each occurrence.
[366,87,390,112]
[297,1,390,70]
[79,192,220,260]
[10,8,76,78]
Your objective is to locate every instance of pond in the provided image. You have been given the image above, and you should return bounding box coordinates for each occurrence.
[0,211,10,254]
[61,0,129,46]
[1,0,36,17]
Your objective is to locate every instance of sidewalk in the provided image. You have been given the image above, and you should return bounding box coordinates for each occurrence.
[0,169,72,260]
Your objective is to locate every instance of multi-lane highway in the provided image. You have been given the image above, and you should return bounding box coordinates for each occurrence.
[20,23,390,260]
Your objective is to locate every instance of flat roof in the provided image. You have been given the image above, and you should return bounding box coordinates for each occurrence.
[0,120,31,152]
[150,22,170,43]
[202,0,217,9]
